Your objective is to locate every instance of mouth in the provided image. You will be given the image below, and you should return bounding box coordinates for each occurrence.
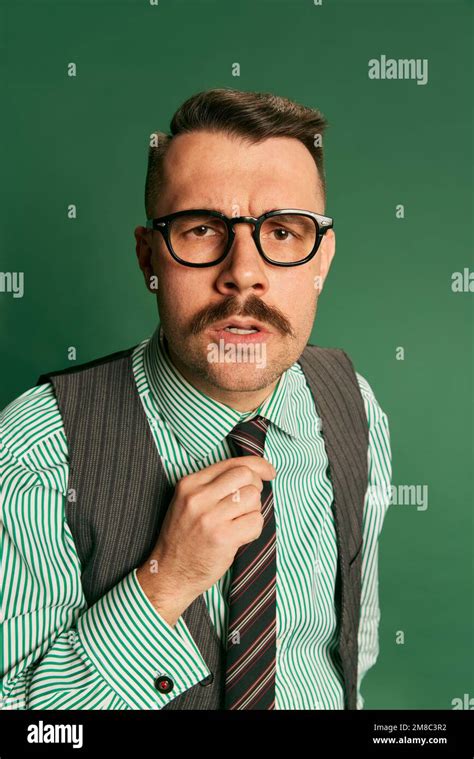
[207,318,272,343]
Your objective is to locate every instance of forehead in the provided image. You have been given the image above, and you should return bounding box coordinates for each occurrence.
[159,130,323,214]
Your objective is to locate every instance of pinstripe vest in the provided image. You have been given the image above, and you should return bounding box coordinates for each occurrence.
[37,341,368,710]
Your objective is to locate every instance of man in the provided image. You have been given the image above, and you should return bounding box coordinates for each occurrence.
[1,88,391,710]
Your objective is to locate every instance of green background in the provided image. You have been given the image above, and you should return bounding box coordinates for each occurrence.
[1,0,472,709]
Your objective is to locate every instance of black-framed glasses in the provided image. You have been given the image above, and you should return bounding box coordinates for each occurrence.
[145,208,333,267]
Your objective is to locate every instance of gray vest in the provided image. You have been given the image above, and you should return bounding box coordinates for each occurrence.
[37,341,368,710]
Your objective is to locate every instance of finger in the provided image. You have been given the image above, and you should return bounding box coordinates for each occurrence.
[203,465,264,504]
[229,509,265,548]
[218,484,264,521]
[195,455,276,487]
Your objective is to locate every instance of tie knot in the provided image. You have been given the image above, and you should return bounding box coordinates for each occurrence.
[227,414,269,458]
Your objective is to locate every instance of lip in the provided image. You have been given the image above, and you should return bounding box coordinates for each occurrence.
[208,318,270,333]
[207,318,272,344]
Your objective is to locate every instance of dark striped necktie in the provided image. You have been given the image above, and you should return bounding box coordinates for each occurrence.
[224,414,277,710]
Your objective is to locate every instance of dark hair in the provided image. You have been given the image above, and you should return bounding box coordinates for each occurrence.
[145,87,329,219]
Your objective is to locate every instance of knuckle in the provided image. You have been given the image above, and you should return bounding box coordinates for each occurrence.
[211,525,227,548]
[234,465,253,482]
[248,509,263,526]
[244,487,262,506]
[174,478,185,496]
[182,488,202,511]
[246,483,263,500]
[253,477,264,492]
[243,513,264,543]
[196,510,209,531]
[175,476,190,496]
[256,512,265,531]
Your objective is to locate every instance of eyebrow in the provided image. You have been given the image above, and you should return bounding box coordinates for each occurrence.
[173,204,285,216]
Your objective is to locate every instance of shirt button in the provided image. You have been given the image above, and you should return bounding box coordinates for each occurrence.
[276,637,282,649]
[199,673,214,687]
[154,675,174,694]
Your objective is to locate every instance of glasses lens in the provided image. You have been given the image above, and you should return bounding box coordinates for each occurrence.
[260,214,317,263]
[169,213,228,264]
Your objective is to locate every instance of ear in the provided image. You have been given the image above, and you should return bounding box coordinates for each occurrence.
[134,225,157,293]
[317,229,336,293]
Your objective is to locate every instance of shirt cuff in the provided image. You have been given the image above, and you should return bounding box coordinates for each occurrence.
[76,568,211,709]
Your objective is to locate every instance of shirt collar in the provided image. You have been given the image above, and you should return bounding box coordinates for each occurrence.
[142,324,299,461]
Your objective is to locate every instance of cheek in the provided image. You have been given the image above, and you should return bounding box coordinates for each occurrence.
[273,275,317,321]
[159,268,214,320]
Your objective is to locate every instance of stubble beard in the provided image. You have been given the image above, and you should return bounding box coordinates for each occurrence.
[165,330,301,393]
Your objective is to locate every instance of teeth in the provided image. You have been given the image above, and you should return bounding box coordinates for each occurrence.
[224,327,258,334]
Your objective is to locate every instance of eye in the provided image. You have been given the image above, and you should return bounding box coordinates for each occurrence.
[261,215,313,243]
[187,224,218,237]
[263,223,299,242]
[271,227,294,240]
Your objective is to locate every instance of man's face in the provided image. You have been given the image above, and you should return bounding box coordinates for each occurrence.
[135,130,335,395]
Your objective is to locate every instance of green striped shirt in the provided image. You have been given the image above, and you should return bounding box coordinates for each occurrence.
[1,326,391,710]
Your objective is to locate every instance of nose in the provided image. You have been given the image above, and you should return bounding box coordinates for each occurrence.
[214,220,270,299]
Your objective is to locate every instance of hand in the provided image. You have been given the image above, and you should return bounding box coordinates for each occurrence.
[136,455,276,626]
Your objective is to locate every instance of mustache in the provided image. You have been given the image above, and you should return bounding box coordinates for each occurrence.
[188,295,295,337]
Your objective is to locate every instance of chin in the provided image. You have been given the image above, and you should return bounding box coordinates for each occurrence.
[199,362,281,393]
[168,332,304,393]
